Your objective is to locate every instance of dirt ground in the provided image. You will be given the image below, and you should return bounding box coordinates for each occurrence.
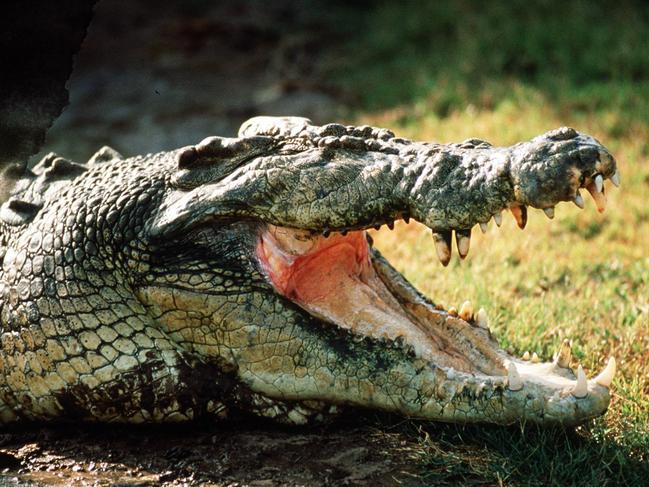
[0,418,424,486]
[1,1,431,486]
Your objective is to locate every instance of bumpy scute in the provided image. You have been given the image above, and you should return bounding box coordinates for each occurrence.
[0,118,617,425]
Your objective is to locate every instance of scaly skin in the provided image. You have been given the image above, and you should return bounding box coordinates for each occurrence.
[0,117,618,425]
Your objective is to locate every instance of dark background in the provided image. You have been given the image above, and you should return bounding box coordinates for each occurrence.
[3,0,648,168]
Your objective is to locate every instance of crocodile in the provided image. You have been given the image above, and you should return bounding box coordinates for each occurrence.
[0,116,619,425]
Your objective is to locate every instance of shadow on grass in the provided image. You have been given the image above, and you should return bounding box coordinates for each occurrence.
[0,410,646,485]
[312,0,649,135]
[374,414,649,486]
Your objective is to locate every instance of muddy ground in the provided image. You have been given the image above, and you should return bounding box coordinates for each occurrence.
[2,1,432,485]
[0,417,425,486]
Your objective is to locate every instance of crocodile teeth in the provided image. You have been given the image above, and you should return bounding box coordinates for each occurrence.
[508,362,523,391]
[448,306,458,317]
[594,174,604,193]
[509,205,527,229]
[543,207,555,219]
[574,192,585,209]
[459,300,473,320]
[555,338,572,368]
[479,222,488,233]
[432,231,452,266]
[586,181,607,213]
[456,229,471,259]
[594,357,616,388]
[531,352,540,363]
[493,212,502,227]
[475,308,489,329]
[522,351,530,361]
[572,365,588,398]
[610,170,620,187]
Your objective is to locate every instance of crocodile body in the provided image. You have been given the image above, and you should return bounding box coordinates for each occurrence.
[0,117,618,425]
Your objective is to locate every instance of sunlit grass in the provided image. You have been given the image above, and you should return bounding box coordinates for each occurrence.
[321,0,649,480]
[357,92,649,484]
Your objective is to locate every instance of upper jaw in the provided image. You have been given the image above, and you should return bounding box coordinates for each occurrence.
[426,130,619,267]
[509,130,618,211]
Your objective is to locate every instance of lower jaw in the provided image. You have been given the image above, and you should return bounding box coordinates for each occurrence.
[254,224,615,418]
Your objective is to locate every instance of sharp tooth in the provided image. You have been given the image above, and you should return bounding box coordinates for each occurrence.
[432,231,453,266]
[531,352,540,363]
[455,229,471,259]
[493,212,502,227]
[522,351,530,361]
[508,362,523,391]
[509,205,527,229]
[459,300,473,320]
[555,338,572,368]
[543,207,555,219]
[574,192,585,209]
[594,357,616,388]
[610,170,620,187]
[448,306,458,317]
[476,308,489,329]
[479,222,488,233]
[572,365,588,398]
[586,181,607,213]
[594,174,604,193]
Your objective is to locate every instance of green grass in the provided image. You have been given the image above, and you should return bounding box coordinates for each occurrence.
[322,1,649,484]
[364,125,649,483]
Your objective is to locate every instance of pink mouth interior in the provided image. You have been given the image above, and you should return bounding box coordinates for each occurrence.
[255,225,502,373]
[256,225,419,342]
[257,227,372,302]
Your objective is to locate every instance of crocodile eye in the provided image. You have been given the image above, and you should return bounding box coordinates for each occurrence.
[578,174,586,186]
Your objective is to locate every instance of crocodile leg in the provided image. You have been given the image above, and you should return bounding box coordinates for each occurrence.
[0,311,232,423]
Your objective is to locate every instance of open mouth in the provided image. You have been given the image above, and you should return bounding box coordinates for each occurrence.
[256,220,616,407]
[257,225,505,375]
[146,119,621,424]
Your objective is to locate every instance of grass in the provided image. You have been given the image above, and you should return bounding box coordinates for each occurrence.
[360,107,649,484]
[322,1,649,484]
[363,92,649,486]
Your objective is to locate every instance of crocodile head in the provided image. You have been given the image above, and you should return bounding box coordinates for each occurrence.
[138,117,618,425]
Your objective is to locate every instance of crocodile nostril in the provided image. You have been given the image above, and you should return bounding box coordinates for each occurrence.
[546,127,578,141]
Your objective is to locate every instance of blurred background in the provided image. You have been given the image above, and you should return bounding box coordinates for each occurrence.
[40,0,649,160]
[14,0,649,483]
